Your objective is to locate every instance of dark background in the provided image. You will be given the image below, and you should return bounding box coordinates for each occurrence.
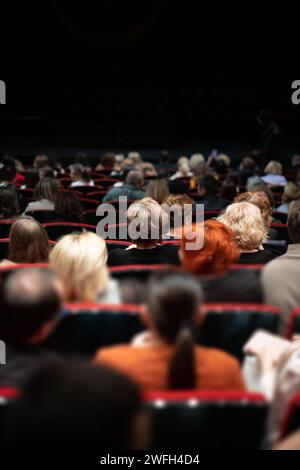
[0,1,299,155]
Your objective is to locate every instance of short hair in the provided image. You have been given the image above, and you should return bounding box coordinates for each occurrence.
[50,231,109,302]
[288,203,300,243]
[283,182,300,203]
[3,360,142,449]
[127,152,142,165]
[70,164,92,182]
[145,179,170,204]
[190,154,205,172]
[162,193,194,229]
[54,193,84,221]
[181,220,239,275]
[0,166,16,183]
[100,152,116,168]
[126,170,144,188]
[160,150,170,163]
[34,177,60,204]
[8,218,49,263]
[0,184,19,219]
[217,202,267,250]
[241,157,256,170]
[198,175,221,196]
[235,191,272,228]
[264,160,283,175]
[127,197,165,246]
[34,155,49,170]
[0,268,61,346]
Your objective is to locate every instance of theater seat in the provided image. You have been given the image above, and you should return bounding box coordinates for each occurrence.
[0,387,20,446]
[0,221,15,238]
[199,303,281,361]
[285,307,300,339]
[109,264,182,282]
[270,223,289,242]
[45,302,281,359]
[280,394,300,440]
[43,222,96,241]
[79,198,99,211]
[24,210,57,223]
[145,391,268,449]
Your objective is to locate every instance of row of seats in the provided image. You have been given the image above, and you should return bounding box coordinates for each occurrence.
[0,388,299,449]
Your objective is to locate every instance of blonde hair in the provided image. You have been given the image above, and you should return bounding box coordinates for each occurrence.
[235,191,272,228]
[127,197,165,246]
[49,231,108,302]
[217,154,231,167]
[217,202,267,250]
[283,182,300,203]
[190,154,205,172]
[264,160,282,175]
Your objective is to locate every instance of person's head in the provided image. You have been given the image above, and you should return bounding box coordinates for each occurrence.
[139,162,157,178]
[38,166,55,180]
[126,170,144,189]
[23,170,39,189]
[264,160,283,176]
[177,156,190,172]
[127,152,142,166]
[1,155,16,169]
[282,182,300,204]
[8,218,50,263]
[143,271,203,389]
[193,162,215,180]
[292,154,300,168]
[0,184,20,219]
[50,232,109,302]
[217,153,231,168]
[247,178,275,208]
[217,202,267,251]
[288,202,300,243]
[240,156,256,171]
[54,193,84,221]
[190,154,205,172]
[127,197,165,247]
[0,268,62,347]
[235,191,272,228]
[34,177,60,204]
[145,179,170,204]
[220,178,238,202]
[34,155,49,170]
[160,150,170,163]
[180,220,239,275]
[162,193,194,233]
[100,152,116,169]
[198,175,221,197]
[257,109,274,127]
[70,164,91,183]
[0,166,16,183]
[4,360,146,449]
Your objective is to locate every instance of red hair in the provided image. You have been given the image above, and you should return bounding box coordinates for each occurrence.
[181,220,239,275]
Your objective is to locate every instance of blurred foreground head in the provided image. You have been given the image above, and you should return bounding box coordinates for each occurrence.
[4,360,147,449]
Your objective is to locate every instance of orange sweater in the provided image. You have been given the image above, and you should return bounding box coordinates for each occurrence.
[94,344,245,391]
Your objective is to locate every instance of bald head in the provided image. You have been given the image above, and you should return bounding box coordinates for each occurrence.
[0,268,62,346]
[126,170,144,189]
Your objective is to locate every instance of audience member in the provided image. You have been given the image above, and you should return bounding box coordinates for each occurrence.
[54,192,84,223]
[145,178,170,204]
[103,170,145,203]
[70,164,94,188]
[0,184,20,220]
[24,178,60,213]
[262,161,287,187]
[197,175,229,211]
[95,271,244,391]
[276,182,300,214]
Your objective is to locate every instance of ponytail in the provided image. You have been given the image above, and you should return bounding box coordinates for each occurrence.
[168,326,196,390]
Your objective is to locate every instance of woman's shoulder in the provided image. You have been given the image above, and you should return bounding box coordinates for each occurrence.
[196,345,240,369]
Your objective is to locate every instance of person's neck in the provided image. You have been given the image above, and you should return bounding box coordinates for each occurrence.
[136,243,158,250]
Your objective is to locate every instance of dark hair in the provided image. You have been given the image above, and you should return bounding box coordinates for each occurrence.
[71,164,92,183]
[100,152,116,168]
[1,155,16,169]
[75,153,90,168]
[0,268,61,346]
[198,175,221,196]
[4,360,142,449]
[8,218,49,263]
[0,185,20,219]
[147,272,203,389]
[288,203,300,243]
[160,150,170,163]
[34,177,60,204]
[55,193,84,221]
[0,166,16,183]
[220,178,237,202]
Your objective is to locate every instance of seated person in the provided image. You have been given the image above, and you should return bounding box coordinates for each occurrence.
[23,177,60,213]
[69,164,95,188]
[0,268,62,387]
[53,192,84,223]
[103,170,145,203]
[1,218,50,265]
[145,178,169,204]
[95,271,244,391]
[162,193,194,240]
[0,184,20,221]
[262,161,287,187]
[3,360,146,449]
[196,175,229,211]
[107,198,180,267]
[50,231,121,303]
[217,202,276,264]
[277,182,300,214]
[169,156,193,181]
[180,220,262,303]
